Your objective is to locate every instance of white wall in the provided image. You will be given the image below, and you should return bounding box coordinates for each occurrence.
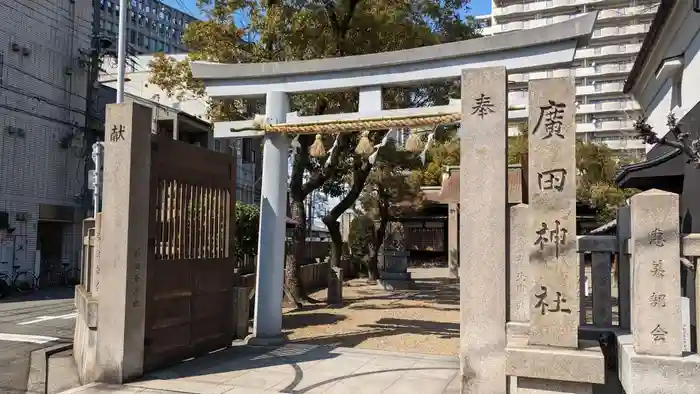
[0,0,90,275]
[634,8,700,148]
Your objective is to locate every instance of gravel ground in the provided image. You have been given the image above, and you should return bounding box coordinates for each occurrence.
[282,267,460,356]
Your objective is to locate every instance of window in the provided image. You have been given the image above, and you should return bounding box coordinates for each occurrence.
[137,32,144,46]
[130,30,136,44]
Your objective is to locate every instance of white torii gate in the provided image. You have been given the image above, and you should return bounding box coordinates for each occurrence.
[191,13,596,393]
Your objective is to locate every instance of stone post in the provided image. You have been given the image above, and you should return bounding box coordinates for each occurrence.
[617,206,631,330]
[448,203,459,278]
[249,92,290,344]
[505,78,604,394]
[527,77,579,349]
[460,66,507,394]
[95,102,151,383]
[629,189,682,357]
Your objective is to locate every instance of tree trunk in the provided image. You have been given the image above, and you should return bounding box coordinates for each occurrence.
[322,217,343,269]
[367,218,386,282]
[285,198,306,308]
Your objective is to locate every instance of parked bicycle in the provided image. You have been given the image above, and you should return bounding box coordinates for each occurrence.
[36,263,79,289]
[0,261,37,298]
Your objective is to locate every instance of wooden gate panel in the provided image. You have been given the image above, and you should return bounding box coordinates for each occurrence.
[144,135,236,372]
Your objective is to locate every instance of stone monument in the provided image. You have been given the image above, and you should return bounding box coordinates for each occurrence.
[505,77,605,393]
[615,189,700,393]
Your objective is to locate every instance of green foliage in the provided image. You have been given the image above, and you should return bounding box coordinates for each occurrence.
[361,144,423,219]
[425,123,637,224]
[234,202,260,261]
[410,137,460,187]
[348,215,374,257]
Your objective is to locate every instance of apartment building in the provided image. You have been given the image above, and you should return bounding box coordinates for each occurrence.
[100,54,263,206]
[478,0,659,159]
[99,0,196,54]
[0,0,93,280]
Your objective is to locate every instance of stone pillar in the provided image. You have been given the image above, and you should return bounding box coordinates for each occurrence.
[629,189,682,357]
[460,66,507,393]
[617,206,631,330]
[505,78,604,394]
[95,102,151,383]
[249,92,290,343]
[527,77,579,349]
[448,203,459,279]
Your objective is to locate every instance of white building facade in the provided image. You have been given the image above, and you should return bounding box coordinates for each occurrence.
[623,0,700,142]
[478,0,659,159]
[0,0,93,279]
[100,54,262,206]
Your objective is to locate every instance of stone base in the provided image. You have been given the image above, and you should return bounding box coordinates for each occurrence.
[232,287,251,339]
[506,341,605,385]
[244,334,286,347]
[379,271,412,280]
[617,334,700,393]
[377,278,416,291]
[517,377,592,394]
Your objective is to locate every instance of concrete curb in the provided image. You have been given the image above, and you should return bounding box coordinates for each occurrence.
[26,343,79,394]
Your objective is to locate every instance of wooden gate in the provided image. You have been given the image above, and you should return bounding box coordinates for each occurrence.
[143,134,237,372]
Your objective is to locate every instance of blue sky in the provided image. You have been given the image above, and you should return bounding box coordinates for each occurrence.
[163,0,492,19]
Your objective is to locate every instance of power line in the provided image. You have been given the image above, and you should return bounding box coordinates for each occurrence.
[0,101,81,128]
[2,60,88,102]
[0,83,87,118]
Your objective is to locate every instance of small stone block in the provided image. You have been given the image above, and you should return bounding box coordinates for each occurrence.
[232,287,250,339]
[617,334,700,394]
[327,267,343,305]
[505,341,605,385]
[377,278,416,291]
[517,377,592,394]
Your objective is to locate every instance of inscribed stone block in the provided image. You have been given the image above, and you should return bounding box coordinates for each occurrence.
[630,189,682,357]
[460,66,507,394]
[510,204,530,323]
[527,77,578,348]
[96,102,152,383]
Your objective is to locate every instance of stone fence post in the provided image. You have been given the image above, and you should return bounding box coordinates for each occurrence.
[629,189,682,356]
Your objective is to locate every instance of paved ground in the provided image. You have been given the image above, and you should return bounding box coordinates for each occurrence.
[61,344,460,394]
[283,267,459,356]
[0,287,76,393]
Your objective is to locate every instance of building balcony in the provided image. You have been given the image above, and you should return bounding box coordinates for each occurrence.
[575,43,642,60]
[493,0,592,19]
[576,119,636,133]
[591,137,646,151]
[507,82,625,105]
[597,5,657,21]
[577,100,641,114]
[508,63,634,84]
[506,101,640,121]
[591,24,650,41]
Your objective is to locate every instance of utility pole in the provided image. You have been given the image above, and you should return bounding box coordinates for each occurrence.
[116,0,128,102]
[83,0,103,216]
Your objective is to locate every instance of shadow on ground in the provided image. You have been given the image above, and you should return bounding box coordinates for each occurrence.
[136,343,458,394]
[0,286,75,304]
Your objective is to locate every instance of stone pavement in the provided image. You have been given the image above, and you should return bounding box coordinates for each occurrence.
[60,343,460,394]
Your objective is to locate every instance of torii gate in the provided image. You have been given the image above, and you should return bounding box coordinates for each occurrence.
[191,13,596,393]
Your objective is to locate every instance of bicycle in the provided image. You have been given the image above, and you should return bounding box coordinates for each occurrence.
[37,263,78,289]
[0,262,37,298]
